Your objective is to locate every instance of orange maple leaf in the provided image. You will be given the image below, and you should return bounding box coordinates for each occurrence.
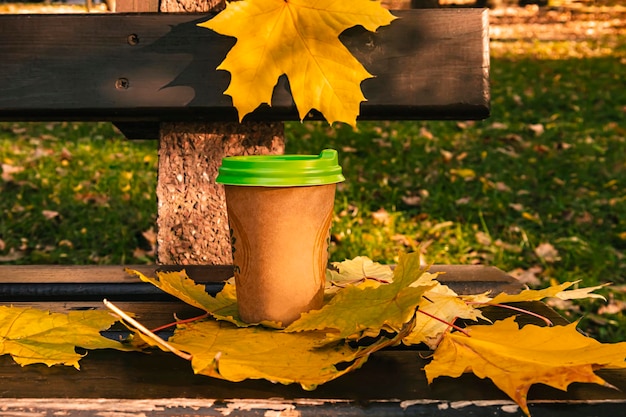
[424,317,626,416]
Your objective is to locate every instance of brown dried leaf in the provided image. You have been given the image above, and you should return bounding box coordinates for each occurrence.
[534,242,561,263]
[508,266,543,286]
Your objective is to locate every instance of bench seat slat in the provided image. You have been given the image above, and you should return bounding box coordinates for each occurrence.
[0,264,520,300]
[2,349,625,401]
[2,263,625,414]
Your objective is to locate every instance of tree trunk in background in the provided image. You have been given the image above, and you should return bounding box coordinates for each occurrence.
[116,0,286,265]
[156,0,286,265]
[156,122,284,265]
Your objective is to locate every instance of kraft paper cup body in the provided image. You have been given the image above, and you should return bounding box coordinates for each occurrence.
[217,150,344,326]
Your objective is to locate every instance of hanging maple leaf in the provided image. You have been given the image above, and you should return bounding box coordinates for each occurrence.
[199,0,396,126]
[0,306,134,368]
[424,317,626,416]
[285,252,437,340]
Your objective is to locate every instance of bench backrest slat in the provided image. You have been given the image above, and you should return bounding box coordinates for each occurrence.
[0,9,489,135]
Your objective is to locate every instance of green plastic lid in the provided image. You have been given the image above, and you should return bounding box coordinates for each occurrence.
[217,149,344,187]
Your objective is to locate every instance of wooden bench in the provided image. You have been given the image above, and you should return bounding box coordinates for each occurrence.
[1,5,625,416]
[0,3,491,265]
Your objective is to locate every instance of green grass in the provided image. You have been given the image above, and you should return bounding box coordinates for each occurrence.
[1,22,625,340]
[0,122,158,264]
[287,52,626,274]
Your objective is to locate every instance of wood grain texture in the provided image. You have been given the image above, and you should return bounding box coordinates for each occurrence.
[2,348,625,401]
[0,264,234,283]
[0,263,517,288]
[159,0,225,13]
[0,9,490,132]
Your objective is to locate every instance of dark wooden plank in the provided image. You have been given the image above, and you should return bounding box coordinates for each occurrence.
[0,264,235,283]
[0,264,519,301]
[3,265,624,416]
[0,9,490,136]
[1,350,625,416]
[2,299,570,332]
[5,301,205,329]
[428,264,520,295]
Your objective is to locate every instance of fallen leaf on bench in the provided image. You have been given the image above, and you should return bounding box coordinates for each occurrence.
[0,306,135,369]
[326,255,394,291]
[424,316,626,417]
[484,281,607,305]
[127,269,264,328]
[128,268,228,314]
[125,254,617,396]
[403,282,488,349]
[198,0,396,126]
[285,252,437,340]
[166,319,394,390]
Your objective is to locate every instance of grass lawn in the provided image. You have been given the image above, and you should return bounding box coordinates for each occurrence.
[1,4,625,341]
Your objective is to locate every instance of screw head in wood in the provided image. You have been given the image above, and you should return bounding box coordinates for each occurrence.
[115,78,130,90]
[127,34,140,46]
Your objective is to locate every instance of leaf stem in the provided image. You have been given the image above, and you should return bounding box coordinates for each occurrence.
[150,312,210,333]
[416,309,470,337]
[468,302,553,326]
[103,299,192,361]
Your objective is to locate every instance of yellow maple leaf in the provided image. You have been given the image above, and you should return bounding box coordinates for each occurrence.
[285,252,436,340]
[0,306,133,368]
[167,319,392,390]
[404,283,488,349]
[424,317,626,416]
[127,269,224,313]
[326,256,394,292]
[484,281,605,305]
[199,0,396,126]
[128,269,283,327]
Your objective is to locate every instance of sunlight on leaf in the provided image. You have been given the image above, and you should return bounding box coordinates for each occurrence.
[0,306,134,368]
[483,281,607,305]
[425,317,626,417]
[327,255,393,291]
[404,283,488,349]
[286,253,436,340]
[168,319,387,390]
[555,283,609,301]
[199,0,396,126]
[487,281,575,304]
[127,269,247,327]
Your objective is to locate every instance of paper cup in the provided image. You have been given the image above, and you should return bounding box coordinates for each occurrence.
[217,150,344,325]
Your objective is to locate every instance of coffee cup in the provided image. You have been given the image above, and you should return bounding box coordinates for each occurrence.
[216,149,344,325]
